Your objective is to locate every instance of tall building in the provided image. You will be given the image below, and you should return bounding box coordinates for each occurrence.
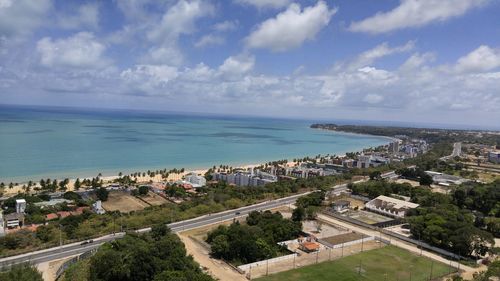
[16,199,27,214]
[389,141,400,154]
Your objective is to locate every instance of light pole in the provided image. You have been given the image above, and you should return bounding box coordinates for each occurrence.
[59,224,63,248]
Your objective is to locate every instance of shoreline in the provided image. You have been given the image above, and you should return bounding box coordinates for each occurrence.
[312,127,400,143]
[0,129,392,195]
[0,151,387,197]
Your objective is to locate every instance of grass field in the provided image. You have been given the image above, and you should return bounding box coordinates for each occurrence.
[257,246,454,281]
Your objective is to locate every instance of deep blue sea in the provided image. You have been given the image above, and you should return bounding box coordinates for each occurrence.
[0,105,390,182]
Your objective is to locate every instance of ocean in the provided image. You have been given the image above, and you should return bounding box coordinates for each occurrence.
[0,105,390,183]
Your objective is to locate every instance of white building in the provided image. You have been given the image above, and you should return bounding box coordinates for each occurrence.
[4,213,24,228]
[488,151,500,164]
[365,195,419,218]
[0,210,5,236]
[16,199,27,214]
[212,169,277,187]
[184,172,207,188]
[92,200,106,215]
[425,171,469,186]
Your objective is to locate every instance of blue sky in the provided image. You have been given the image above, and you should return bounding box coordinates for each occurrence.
[1,0,500,127]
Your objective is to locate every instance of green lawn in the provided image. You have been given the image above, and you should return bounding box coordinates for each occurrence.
[257,246,455,281]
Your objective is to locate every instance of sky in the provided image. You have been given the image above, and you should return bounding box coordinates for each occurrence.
[1,0,500,127]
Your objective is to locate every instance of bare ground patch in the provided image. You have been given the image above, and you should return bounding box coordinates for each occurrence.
[102,191,150,213]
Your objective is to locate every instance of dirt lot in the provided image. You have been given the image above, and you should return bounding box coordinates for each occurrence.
[328,195,366,209]
[102,191,150,213]
[395,178,420,187]
[322,232,367,245]
[139,192,168,206]
[302,220,349,238]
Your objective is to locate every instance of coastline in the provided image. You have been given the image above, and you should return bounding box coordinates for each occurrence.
[0,142,392,197]
[0,127,393,195]
[311,127,400,143]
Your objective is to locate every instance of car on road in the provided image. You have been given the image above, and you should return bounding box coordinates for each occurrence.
[235,211,241,215]
[80,239,94,245]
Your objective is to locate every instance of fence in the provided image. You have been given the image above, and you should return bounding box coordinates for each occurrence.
[245,235,384,279]
[318,236,375,249]
[321,210,463,260]
[238,253,298,272]
[55,248,97,280]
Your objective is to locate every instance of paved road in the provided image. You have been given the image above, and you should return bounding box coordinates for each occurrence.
[440,142,462,161]
[0,173,396,269]
[0,192,309,268]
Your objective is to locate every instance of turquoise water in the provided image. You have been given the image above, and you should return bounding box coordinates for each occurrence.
[0,105,390,182]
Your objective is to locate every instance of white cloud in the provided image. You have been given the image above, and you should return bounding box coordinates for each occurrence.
[147,0,214,43]
[57,3,99,30]
[219,54,255,77]
[349,0,488,34]
[245,1,336,52]
[0,0,51,40]
[36,32,111,69]
[400,52,435,71]
[143,46,184,66]
[346,41,414,70]
[363,94,384,104]
[144,0,214,65]
[213,20,239,32]
[235,0,291,9]
[195,35,225,48]
[455,45,500,73]
[121,64,178,94]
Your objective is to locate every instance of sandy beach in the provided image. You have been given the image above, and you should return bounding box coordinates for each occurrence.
[0,161,300,196]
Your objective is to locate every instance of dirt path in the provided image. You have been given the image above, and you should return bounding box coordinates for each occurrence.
[317,214,483,279]
[38,257,72,281]
[178,232,247,281]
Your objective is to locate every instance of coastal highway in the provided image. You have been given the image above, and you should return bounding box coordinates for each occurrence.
[0,173,395,268]
[0,192,310,268]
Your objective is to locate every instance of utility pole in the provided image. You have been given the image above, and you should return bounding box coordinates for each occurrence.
[266,259,269,276]
[59,224,63,248]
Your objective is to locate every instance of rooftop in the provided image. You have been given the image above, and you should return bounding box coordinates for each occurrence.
[369,195,419,209]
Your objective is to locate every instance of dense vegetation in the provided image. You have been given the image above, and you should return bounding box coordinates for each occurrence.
[63,224,213,281]
[0,264,43,281]
[206,211,301,264]
[310,124,500,146]
[0,173,350,257]
[349,178,499,257]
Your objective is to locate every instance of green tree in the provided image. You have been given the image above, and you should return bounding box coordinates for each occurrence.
[74,178,81,190]
[210,235,230,259]
[96,187,109,201]
[291,206,305,222]
[0,263,43,281]
[419,173,433,186]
